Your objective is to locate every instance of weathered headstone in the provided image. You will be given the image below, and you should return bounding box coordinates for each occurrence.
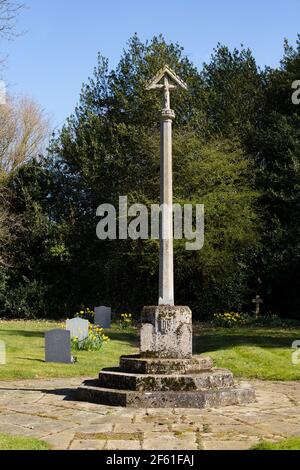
[45,330,72,364]
[66,318,89,342]
[95,306,111,329]
[0,341,6,365]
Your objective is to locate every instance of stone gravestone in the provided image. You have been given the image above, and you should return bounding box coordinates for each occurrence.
[45,330,72,364]
[0,341,6,365]
[94,306,111,329]
[66,318,89,342]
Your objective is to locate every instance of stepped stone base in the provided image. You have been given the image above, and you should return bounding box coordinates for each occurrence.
[77,380,255,409]
[77,306,255,409]
[77,355,256,409]
[120,355,213,375]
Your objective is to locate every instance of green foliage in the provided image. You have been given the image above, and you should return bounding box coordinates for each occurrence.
[245,36,300,317]
[252,315,299,328]
[0,434,50,451]
[251,437,300,451]
[71,324,110,351]
[119,313,134,330]
[212,312,299,329]
[1,34,300,320]
[213,312,250,328]
[76,307,95,323]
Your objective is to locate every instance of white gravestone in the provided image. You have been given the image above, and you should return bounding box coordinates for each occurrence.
[95,306,112,329]
[66,318,89,342]
[45,330,73,364]
[0,341,6,365]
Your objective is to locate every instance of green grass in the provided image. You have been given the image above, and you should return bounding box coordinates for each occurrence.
[0,321,138,380]
[194,326,300,381]
[0,433,50,450]
[0,321,300,381]
[251,437,300,450]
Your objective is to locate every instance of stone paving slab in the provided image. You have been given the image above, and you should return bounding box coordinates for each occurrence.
[0,378,299,450]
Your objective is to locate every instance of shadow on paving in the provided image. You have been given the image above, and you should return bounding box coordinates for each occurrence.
[0,386,77,400]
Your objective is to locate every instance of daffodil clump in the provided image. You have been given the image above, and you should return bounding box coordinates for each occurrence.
[120,313,133,330]
[76,307,95,323]
[72,324,110,351]
[213,312,249,328]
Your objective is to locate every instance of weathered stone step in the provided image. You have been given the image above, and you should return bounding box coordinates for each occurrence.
[77,380,255,408]
[120,355,213,375]
[98,368,234,392]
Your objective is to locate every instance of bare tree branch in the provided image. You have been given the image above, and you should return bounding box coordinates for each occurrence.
[0,0,25,39]
[0,95,50,176]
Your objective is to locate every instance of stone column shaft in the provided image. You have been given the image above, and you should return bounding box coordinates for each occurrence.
[159,112,175,306]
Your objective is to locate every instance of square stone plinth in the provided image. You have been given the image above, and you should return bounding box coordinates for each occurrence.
[140,306,192,359]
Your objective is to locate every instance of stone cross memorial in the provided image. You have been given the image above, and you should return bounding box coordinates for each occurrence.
[95,306,112,329]
[77,66,256,408]
[45,330,73,364]
[147,66,188,307]
[66,318,89,342]
[0,340,6,365]
[253,295,263,317]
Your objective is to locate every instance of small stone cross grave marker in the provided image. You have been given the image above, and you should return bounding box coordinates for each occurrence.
[252,295,263,317]
[66,318,89,342]
[45,330,73,364]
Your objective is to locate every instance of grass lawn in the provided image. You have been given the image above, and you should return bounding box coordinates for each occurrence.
[194,326,300,381]
[0,433,50,450]
[0,321,138,380]
[0,321,299,381]
[251,437,300,450]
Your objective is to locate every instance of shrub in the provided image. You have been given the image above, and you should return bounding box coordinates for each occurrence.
[213,312,299,329]
[253,314,299,328]
[75,307,95,323]
[213,312,250,328]
[72,324,109,351]
[119,313,134,330]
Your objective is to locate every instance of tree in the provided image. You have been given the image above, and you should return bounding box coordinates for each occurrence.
[21,35,258,319]
[245,37,300,317]
[0,95,49,180]
[0,96,49,268]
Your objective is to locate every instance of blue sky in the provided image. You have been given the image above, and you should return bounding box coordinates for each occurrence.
[1,0,299,128]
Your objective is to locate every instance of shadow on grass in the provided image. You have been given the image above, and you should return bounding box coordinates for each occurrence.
[194,330,300,354]
[0,330,45,339]
[16,358,45,363]
[108,330,139,346]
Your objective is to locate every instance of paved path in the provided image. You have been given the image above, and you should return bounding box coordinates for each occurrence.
[0,378,299,450]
